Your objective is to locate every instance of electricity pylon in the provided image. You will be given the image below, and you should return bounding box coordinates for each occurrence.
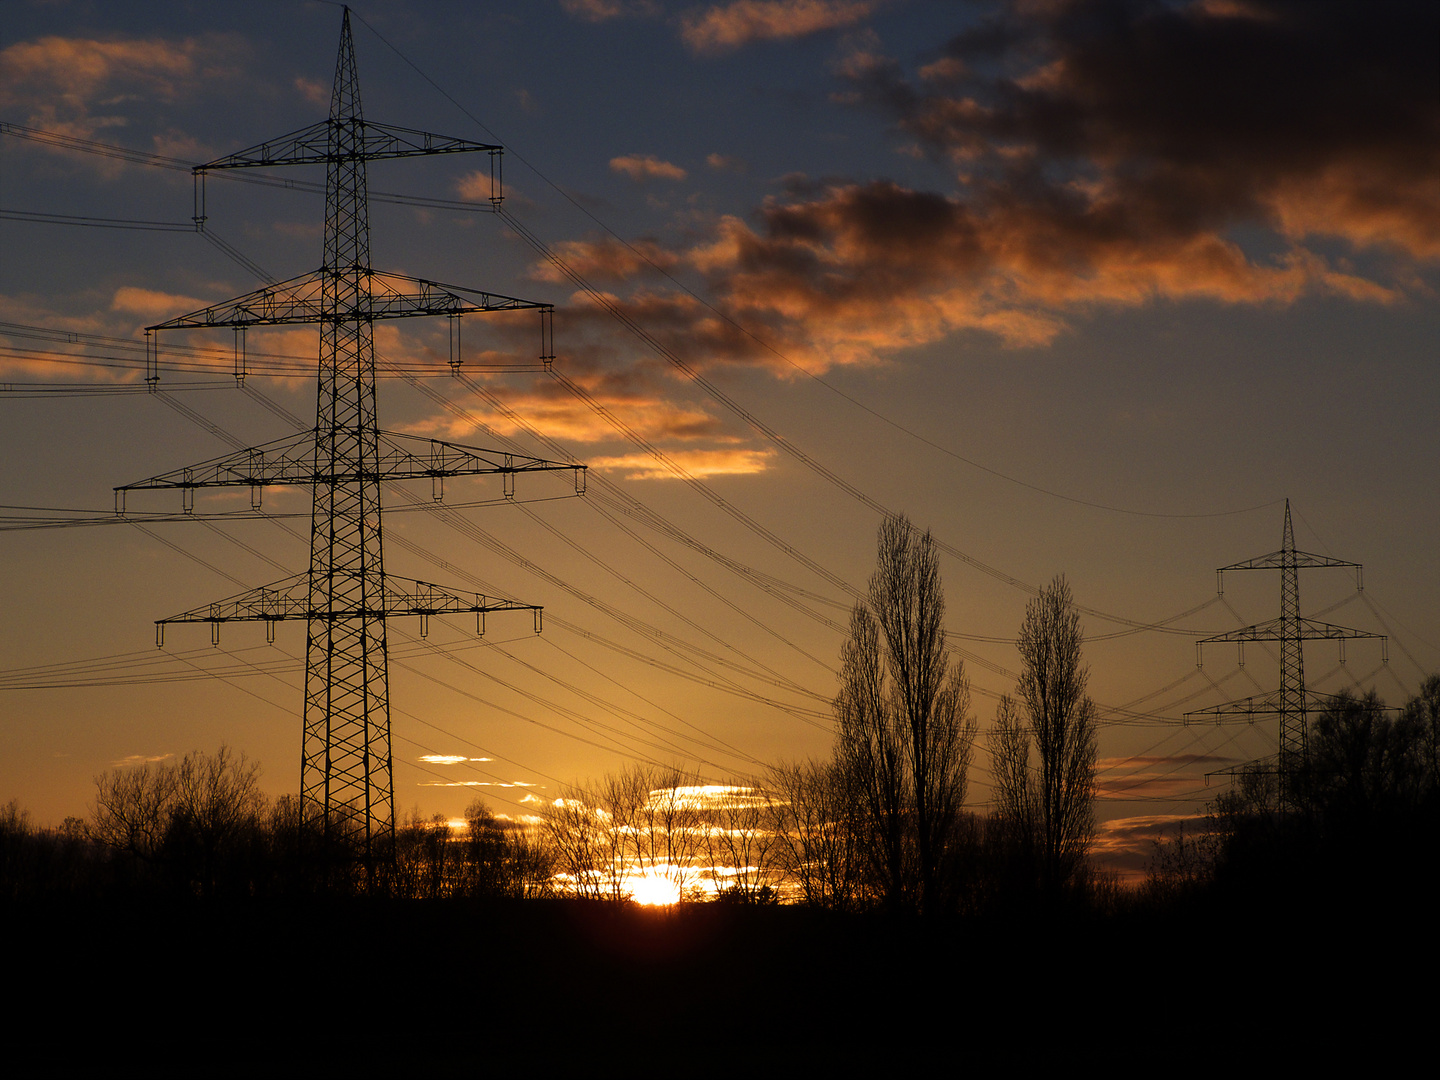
[116,8,584,866]
[1189,500,1384,810]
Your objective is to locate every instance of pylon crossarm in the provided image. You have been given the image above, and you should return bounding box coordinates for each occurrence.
[364,272,549,318]
[1198,618,1284,645]
[1219,551,1361,572]
[195,119,501,173]
[157,574,310,625]
[154,573,539,636]
[1199,618,1384,644]
[1185,691,1282,724]
[379,432,586,486]
[1185,688,1390,725]
[145,270,549,333]
[115,430,586,512]
[1293,619,1384,642]
[380,577,540,619]
[116,431,315,502]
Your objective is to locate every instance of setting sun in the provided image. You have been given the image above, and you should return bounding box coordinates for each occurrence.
[628,872,682,907]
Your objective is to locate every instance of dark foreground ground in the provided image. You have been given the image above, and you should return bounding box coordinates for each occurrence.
[5,894,1428,1074]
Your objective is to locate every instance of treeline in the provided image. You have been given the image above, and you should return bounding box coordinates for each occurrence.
[5,683,1438,910]
[0,517,1108,912]
[0,747,552,902]
[1150,675,1440,910]
[3,515,1437,914]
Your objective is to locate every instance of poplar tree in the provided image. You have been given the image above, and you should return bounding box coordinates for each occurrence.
[835,514,976,912]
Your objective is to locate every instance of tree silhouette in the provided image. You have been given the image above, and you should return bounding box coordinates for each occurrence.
[461,799,554,899]
[991,576,1098,895]
[835,514,976,913]
[986,693,1040,894]
[90,746,265,896]
[703,782,782,902]
[539,763,704,901]
[767,759,863,910]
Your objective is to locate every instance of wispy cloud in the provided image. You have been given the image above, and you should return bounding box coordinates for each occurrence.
[589,447,775,479]
[1097,753,1239,799]
[0,33,244,142]
[560,0,662,22]
[424,377,730,446]
[1093,813,1208,882]
[680,1,882,53]
[110,753,173,768]
[531,236,682,284]
[705,152,747,173]
[111,286,210,320]
[418,754,494,765]
[610,154,688,182]
[293,75,327,106]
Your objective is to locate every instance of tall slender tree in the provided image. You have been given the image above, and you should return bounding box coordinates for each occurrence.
[835,514,976,912]
[1007,575,1098,893]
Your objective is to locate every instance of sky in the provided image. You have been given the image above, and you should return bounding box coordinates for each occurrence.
[2,0,1436,879]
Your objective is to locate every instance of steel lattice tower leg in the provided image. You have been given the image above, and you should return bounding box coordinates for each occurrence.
[1276,503,1306,794]
[300,13,392,862]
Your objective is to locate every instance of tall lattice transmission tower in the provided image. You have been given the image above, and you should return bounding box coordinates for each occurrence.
[1189,500,1384,810]
[116,8,585,865]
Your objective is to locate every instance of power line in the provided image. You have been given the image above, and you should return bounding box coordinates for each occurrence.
[342,12,1284,524]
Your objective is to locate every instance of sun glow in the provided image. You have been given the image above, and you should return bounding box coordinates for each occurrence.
[628,872,682,907]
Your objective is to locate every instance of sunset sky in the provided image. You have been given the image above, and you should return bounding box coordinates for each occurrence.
[2,0,1435,878]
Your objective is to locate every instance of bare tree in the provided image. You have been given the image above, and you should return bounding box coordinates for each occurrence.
[835,601,910,906]
[91,746,266,895]
[702,781,782,902]
[165,746,266,894]
[539,786,616,900]
[835,514,977,913]
[391,810,457,899]
[458,799,554,899]
[1013,575,1098,893]
[91,760,178,864]
[627,765,704,898]
[539,763,704,901]
[987,693,1040,879]
[768,759,862,910]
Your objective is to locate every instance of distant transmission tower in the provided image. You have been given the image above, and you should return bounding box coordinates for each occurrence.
[1189,500,1384,810]
[116,8,584,866]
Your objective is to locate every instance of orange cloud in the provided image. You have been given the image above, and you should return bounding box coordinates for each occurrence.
[0,294,155,382]
[588,447,776,480]
[1269,164,1440,261]
[706,153,747,173]
[610,154,688,182]
[454,170,495,202]
[293,75,328,106]
[492,0,1435,440]
[0,33,241,141]
[530,236,681,285]
[560,0,661,21]
[421,379,731,446]
[1092,813,1209,884]
[680,1,880,52]
[684,181,1368,358]
[111,286,210,320]
[523,157,1421,393]
[846,1,1439,269]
